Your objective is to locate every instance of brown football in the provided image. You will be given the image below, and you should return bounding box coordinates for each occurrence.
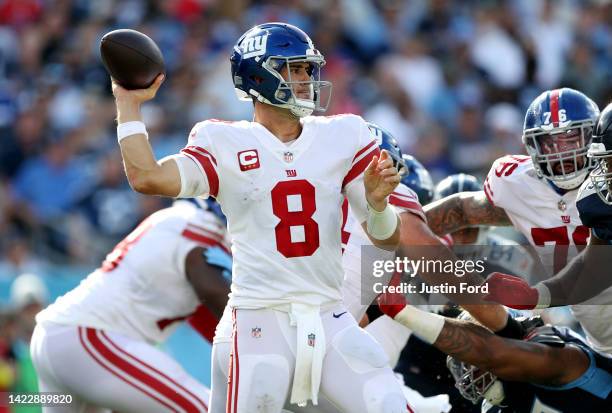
[100,29,165,90]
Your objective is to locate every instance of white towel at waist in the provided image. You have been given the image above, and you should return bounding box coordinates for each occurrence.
[286,302,326,407]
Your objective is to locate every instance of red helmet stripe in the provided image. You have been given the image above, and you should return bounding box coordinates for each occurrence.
[550,89,560,126]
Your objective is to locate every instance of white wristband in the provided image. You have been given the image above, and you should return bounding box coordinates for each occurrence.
[366,202,398,240]
[535,283,551,309]
[394,306,445,345]
[117,121,148,142]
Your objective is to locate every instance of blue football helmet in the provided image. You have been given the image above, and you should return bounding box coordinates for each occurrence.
[588,102,612,204]
[435,173,482,200]
[401,154,434,205]
[230,22,332,118]
[366,122,406,174]
[523,88,599,190]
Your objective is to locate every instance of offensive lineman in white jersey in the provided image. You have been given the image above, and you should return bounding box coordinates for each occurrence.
[31,199,232,412]
[112,22,411,412]
[485,102,612,350]
[424,88,612,351]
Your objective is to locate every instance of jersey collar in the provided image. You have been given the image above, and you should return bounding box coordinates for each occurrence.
[250,118,317,164]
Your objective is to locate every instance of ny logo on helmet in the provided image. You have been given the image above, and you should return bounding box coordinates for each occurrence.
[368,126,384,146]
[240,33,269,59]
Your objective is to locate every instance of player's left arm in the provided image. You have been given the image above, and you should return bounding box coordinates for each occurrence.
[184,246,231,318]
[346,150,402,250]
[385,304,589,386]
[362,150,401,249]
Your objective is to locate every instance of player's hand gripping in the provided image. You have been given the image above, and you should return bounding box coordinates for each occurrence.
[377,273,408,318]
[483,272,539,310]
[364,150,401,211]
[112,73,165,105]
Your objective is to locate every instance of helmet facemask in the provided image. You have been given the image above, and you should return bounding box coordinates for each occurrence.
[588,143,612,205]
[446,312,506,406]
[257,56,332,118]
[447,356,505,406]
[523,120,594,190]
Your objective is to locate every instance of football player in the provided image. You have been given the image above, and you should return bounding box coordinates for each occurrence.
[340,128,515,360]
[30,199,231,412]
[379,297,612,412]
[111,22,410,413]
[209,129,450,413]
[484,103,612,317]
[423,88,612,351]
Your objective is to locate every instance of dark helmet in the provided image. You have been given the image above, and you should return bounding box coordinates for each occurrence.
[400,154,434,205]
[367,122,406,173]
[434,173,482,200]
[588,102,612,204]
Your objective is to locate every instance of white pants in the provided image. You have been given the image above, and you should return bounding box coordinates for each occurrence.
[210,306,410,413]
[30,322,210,412]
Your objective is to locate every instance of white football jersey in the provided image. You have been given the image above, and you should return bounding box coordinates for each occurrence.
[37,201,229,344]
[484,155,589,276]
[485,155,612,353]
[179,115,379,308]
[342,183,425,321]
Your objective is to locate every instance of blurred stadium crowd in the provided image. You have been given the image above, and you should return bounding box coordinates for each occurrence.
[0,0,610,271]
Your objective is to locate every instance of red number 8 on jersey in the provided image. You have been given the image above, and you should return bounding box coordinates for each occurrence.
[271,180,320,258]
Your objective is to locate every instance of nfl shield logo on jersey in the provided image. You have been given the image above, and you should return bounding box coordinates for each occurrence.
[251,327,262,338]
[283,151,293,163]
[307,333,316,347]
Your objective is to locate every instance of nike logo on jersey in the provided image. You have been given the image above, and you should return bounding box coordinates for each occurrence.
[332,311,347,318]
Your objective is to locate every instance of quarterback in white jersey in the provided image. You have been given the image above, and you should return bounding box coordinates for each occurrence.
[210,128,449,413]
[31,199,232,412]
[112,22,410,413]
[425,88,612,351]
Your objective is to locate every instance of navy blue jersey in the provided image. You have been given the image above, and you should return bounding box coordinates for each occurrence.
[577,180,612,242]
[484,326,612,412]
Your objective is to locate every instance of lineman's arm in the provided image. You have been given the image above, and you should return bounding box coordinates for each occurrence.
[424,191,512,236]
[185,246,231,318]
[542,234,610,305]
[390,305,589,386]
[485,235,612,308]
[399,210,509,331]
[113,75,183,197]
[435,316,589,385]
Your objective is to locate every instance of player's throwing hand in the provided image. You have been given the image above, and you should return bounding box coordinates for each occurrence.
[112,73,165,104]
[364,150,401,211]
